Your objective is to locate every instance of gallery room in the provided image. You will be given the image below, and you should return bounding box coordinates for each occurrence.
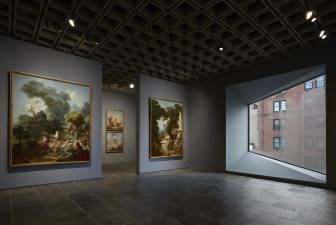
[0,0,335,224]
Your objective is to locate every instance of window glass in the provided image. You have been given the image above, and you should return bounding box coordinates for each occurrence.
[249,75,326,173]
[273,119,280,130]
[273,101,280,112]
[316,76,325,88]
[304,81,313,90]
[280,100,287,111]
[273,137,280,149]
[304,137,313,150]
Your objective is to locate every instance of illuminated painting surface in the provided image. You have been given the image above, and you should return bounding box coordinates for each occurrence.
[150,98,183,159]
[106,132,123,153]
[9,71,91,166]
[106,110,123,131]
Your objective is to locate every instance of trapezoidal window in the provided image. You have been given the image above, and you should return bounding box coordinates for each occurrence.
[248,75,326,174]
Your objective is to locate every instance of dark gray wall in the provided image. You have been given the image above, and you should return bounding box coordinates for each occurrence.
[137,74,189,173]
[0,36,102,189]
[102,90,136,163]
[189,41,336,188]
[189,82,226,172]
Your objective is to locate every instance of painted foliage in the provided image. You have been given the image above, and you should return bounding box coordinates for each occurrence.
[150,98,183,159]
[106,110,123,131]
[106,132,123,153]
[9,71,91,166]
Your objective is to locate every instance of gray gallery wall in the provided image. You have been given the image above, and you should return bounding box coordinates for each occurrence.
[137,74,189,173]
[189,40,336,188]
[0,36,102,189]
[102,90,136,163]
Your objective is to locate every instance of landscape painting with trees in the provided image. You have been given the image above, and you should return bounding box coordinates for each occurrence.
[9,71,91,167]
[150,98,183,159]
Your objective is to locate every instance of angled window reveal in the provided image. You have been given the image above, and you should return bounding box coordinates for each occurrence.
[248,75,326,174]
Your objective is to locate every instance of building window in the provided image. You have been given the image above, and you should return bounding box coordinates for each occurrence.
[304,96,313,109]
[316,158,326,172]
[316,76,325,88]
[280,119,287,129]
[316,137,325,150]
[316,115,326,128]
[273,137,286,149]
[304,81,313,90]
[304,137,314,150]
[305,116,314,129]
[280,137,287,149]
[273,119,280,130]
[273,101,286,112]
[280,100,287,111]
[273,137,280,149]
[273,101,280,112]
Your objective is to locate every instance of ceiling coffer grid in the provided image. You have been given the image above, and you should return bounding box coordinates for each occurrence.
[0,0,335,91]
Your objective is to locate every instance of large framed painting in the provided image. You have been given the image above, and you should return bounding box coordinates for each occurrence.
[106,110,124,131]
[149,98,183,159]
[9,71,92,167]
[106,132,123,153]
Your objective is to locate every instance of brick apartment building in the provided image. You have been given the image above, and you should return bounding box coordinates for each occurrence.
[249,75,326,173]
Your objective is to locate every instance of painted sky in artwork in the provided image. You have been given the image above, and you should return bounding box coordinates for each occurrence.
[107,111,123,123]
[107,132,123,143]
[12,72,90,122]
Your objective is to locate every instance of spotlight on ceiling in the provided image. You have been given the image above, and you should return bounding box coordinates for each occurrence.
[306,10,313,20]
[319,30,325,38]
[129,83,135,89]
[311,17,317,22]
[68,19,75,27]
[218,47,224,52]
[321,34,327,39]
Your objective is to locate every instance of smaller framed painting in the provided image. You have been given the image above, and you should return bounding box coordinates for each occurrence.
[106,110,124,131]
[106,132,123,153]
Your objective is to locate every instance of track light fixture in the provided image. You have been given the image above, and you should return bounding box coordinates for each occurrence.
[319,30,325,38]
[311,17,317,22]
[306,10,313,20]
[218,47,224,52]
[68,19,75,27]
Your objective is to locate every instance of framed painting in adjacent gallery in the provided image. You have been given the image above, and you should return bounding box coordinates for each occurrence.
[106,110,124,131]
[106,132,123,153]
[149,98,183,159]
[8,71,92,167]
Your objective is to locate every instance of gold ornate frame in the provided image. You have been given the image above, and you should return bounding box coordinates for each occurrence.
[149,97,184,159]
[8,70,92,167]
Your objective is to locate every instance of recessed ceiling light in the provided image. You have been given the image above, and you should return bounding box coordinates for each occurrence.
[129,83,135,89]
[219,47,224,52]
[319,30,325,38]
[68,19,75,27]
[306,11,313,20]
[311,17,317,22]
[321,34,327,39]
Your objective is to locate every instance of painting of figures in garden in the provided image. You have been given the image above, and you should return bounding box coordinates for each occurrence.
[106,132,123,153]
[106,110,123,131]
[150,98,183,159]
[9,71,91,167]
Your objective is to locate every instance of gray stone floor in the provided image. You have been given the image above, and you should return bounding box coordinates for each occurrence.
[1,161,336,225]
